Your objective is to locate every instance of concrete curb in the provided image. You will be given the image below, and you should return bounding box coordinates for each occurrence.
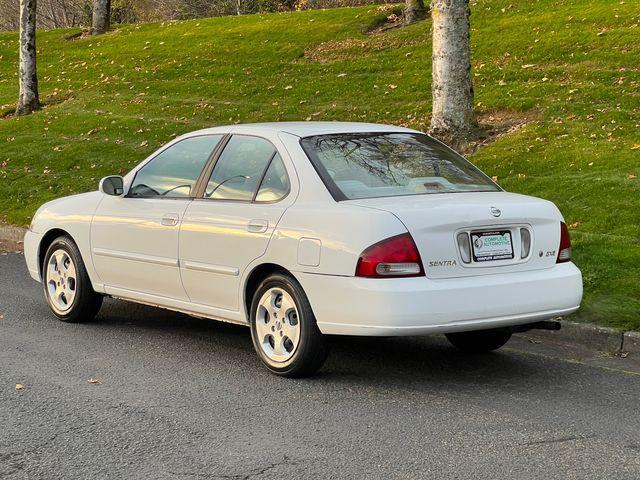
[623,331,640,356]
[0,224,27,243]
[0,224,26,253]
[524,320,623,354]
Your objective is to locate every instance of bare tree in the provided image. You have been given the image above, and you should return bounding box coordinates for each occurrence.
[0,0,20,31]
[404,0,426,25]
[38,0,90,29]
[1,0,91,32]
[92,0,110,34]
[429,0,476,143]
[16,0,40,116]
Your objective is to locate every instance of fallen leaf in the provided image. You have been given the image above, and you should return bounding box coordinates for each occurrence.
[139,140,148,147]
[88,378,101,385]
[628,174,637,180]
[491,176,498,182]
[388,84,398,89]
[569,222,580,229]
[631,144,640,150]
[337,73,347,78]
[284,85,293,90]
[15,383,23,390]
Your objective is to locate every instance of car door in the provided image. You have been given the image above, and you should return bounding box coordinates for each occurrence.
[91,134,223,300]
[179,134,296,311]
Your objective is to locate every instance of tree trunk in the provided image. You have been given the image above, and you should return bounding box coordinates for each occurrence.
[16,0,40,116]
[92,0,111,34]
[405,0,426,25]
[429,0,476,144]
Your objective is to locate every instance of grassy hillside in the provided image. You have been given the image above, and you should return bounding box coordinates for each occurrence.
[0,0,638,330]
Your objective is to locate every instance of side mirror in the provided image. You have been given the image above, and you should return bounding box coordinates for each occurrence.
[99,176,124,196]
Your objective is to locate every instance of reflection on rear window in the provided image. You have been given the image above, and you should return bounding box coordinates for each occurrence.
[300,133,500,200]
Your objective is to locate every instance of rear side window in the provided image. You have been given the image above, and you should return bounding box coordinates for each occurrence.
[255,154,290,202]
[205,135,276,201]
[129,135,222,198]
[300,132,500,201]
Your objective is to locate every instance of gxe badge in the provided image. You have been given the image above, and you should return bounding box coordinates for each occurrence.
[490,206,501,217]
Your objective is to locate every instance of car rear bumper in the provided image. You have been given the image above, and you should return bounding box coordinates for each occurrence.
[297,262,583,336]
[23,229,43,282]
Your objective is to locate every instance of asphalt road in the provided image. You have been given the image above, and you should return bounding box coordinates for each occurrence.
[1,252,640,479]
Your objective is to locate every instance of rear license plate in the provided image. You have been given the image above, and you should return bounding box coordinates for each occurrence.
[471,230,514,262]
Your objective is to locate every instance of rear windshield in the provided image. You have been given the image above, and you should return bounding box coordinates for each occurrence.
[300,132,500,200]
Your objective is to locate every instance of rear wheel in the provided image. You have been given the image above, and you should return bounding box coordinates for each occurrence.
[43,236,103,323]
[250,273,328,377]
[445,328,512,353]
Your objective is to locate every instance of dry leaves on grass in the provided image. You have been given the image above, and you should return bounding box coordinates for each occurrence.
[305,33,425,64]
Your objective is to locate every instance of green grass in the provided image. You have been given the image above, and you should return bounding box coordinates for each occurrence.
[0,0,638,329]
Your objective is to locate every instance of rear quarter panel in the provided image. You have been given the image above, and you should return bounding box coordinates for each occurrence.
[261,202,408,277]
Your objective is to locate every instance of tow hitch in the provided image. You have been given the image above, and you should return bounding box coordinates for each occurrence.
[509,320,562,333]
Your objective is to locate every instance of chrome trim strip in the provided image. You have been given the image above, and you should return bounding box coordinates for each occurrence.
[92,247,179,267]
[182,260,239,276]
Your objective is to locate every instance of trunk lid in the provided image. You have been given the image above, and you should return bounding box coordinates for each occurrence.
[346,192,563,279]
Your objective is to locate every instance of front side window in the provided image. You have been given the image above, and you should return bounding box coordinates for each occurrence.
[129,135,222,198]
[205,135,276,201]
[300,133,500,200]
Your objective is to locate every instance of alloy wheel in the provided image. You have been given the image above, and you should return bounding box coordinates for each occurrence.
[46,249,77,315]
[255,287,301,363]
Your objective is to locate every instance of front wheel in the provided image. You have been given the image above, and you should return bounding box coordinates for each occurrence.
[42,236,103,323]
[445,328,512,353]
[250,273,328,377]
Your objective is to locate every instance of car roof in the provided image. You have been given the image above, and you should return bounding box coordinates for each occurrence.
[184,122,421,138]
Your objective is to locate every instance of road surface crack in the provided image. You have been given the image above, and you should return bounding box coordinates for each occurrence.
[524,433,596,446]
[168,455,301,479]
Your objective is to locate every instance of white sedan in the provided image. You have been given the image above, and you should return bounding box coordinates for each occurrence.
[24,122,583,376]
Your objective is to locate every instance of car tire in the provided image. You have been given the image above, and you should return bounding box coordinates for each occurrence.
[250,273,328,377]
[445,328,512,353]
[42,236,103,323]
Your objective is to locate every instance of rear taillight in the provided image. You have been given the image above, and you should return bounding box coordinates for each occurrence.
[557,222,572,263]
[355,233,424,278]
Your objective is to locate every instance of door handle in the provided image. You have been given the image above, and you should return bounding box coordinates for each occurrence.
[161,214,180,227]
[247,219,269,233]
